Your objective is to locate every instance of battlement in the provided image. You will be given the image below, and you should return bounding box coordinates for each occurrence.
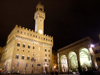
[15,25,53,38]
[15,25,34,32]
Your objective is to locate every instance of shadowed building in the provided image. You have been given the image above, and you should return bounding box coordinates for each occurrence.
[93,36,100,71]
[0,47,3,69]
[1,2,53,74]
[52,50,57,70]
[0,47,2,59]
[57,37,97,73]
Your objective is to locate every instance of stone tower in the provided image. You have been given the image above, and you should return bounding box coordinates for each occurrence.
[1,2,53,74]
[34,2,45,35]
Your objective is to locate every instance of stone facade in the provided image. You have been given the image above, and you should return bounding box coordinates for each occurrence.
[57,37,97,73]
[0,2,53,74]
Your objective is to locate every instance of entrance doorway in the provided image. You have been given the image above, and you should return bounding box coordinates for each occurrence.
[79,48,92,70]
[60,55,68,72]
[43,63,49,74]
[45,67,48,73]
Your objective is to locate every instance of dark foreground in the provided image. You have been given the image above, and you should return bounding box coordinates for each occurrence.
[1,74,78,75]
[1,71,100,75]
[0,73,100,75]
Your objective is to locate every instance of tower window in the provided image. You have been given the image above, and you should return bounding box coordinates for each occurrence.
[48,50,50,52]
[44,38,45,40]
[22,55,24,59]
[45,54,47,57]
[45,58,47,62]
[49,59,50,62]
[39,8,42,11]
[45,49,47,52]
[28,45,30,48]
[49,55,50,57]
[17,43,20,46]
[16,55,19,59]
[27,56,30,60]
[33,35,35,37]
[23,44,25,47]
[17,30,19,33]
[33,46,34,49]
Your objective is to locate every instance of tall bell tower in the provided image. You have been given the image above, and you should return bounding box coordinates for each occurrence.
[34,2,45,35]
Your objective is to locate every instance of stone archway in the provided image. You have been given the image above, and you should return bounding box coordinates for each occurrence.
[79,48,92,70]
[68,51,78,71]
[60,55,68,72]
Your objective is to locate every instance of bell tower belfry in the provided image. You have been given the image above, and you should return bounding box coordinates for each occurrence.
[34,2,45,34]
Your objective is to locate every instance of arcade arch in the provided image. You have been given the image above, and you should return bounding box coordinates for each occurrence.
[68,52,78,70]
[60,55,68,72]
[79,48,92,69]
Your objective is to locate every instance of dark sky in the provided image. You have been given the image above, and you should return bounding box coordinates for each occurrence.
[0,0,100,50]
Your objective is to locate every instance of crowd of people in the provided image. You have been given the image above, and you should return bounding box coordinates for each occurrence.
[43,70,58,75]
[50,70,58,75]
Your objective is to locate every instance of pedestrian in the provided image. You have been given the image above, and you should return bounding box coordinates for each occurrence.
[55,70,58,75]
[43,71,46,74]
[51,71,54,75]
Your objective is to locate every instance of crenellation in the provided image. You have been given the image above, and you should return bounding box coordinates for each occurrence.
[22,27,25,29]
[26,28,28,30]
[19,26,21,28]
[16,25,53,41]
[29,29,31,31]
[15,25,18,27]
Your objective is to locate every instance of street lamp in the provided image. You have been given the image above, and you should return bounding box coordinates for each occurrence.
[54,66,56,69]
[89,44,95,54]
[89,44,98,70]
[90,44,95,48]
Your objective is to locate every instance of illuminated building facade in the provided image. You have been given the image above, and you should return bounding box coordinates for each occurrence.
[1,2,53,74]
[57,37,97,73]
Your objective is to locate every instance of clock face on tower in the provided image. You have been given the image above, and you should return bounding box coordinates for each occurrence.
[39,30,43,34]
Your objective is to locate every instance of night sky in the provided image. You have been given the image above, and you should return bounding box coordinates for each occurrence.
[0,0,100,50]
